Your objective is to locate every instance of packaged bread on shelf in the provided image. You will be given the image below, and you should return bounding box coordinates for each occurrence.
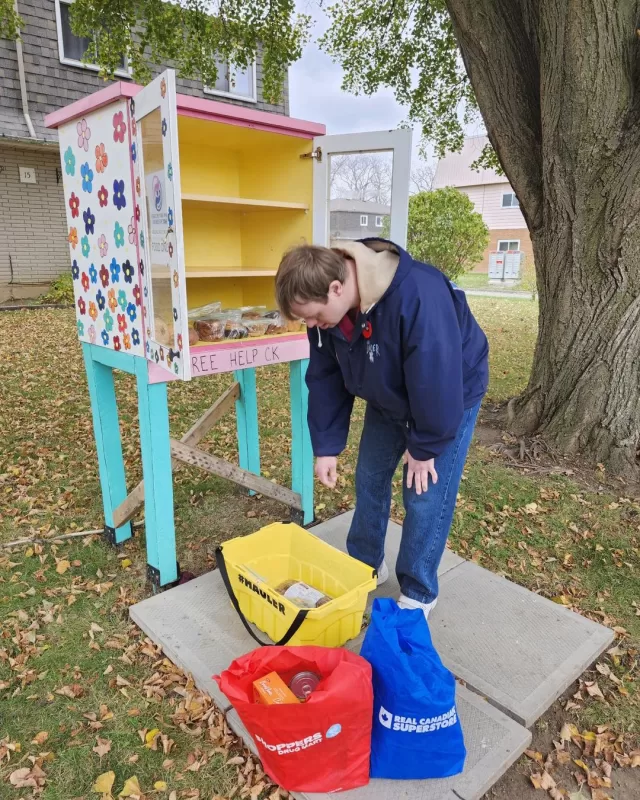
[265,312,287,335]
[245,318,270,338]
[224,319,249,339]
[193,318,225,342]
[187,301,222,321]
[240,305,268,320]
[188,327,200,346]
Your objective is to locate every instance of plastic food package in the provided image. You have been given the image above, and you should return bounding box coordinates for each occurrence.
[241,305,268,320]
[188,327,200,346]
[187,301,222,321]
[224,319,248,339]
[286,319,305,333]
[265,312,287,335]
[245,318,270,338]
[275,580,332,609]
[194,318,225,342]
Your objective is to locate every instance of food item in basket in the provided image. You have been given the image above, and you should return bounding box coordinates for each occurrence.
[187,301,222,321]
[289,671,321,701]
[189,327,200,346]
[194,318,224,342]
[241,305,268,320]
[264,309,281,319]
[275,580,332,609]
[253,672,300,705]
[224,319,248,339]
[245,319,270,338]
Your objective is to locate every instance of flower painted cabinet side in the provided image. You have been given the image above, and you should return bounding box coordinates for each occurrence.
[58,100,144,357]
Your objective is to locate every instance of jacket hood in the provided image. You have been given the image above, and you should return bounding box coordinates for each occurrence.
[332,238,402,312]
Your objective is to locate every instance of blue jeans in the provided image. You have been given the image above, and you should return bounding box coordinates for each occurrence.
[347,402,480,604]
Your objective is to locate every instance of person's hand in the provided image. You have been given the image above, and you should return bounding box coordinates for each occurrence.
[403,452,438,495]
[315,456,338,489]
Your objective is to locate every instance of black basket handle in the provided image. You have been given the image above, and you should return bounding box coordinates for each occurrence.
[215,546,309,647]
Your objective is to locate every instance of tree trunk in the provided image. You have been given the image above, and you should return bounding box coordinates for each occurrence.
[446,0,640,478]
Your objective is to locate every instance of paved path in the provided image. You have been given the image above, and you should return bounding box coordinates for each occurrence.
[464,288,536,300]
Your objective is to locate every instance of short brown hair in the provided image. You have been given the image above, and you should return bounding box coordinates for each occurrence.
[275,245,347,319]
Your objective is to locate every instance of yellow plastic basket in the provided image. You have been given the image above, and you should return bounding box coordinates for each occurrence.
[215,522,377,648]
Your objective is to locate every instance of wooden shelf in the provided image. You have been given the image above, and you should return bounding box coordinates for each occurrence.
[186,266,277,278]
[181,194,309,212]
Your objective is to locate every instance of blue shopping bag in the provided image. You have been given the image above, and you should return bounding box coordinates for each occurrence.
[360,597,466,779]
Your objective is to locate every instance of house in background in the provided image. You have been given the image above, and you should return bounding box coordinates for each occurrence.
[329,199,390,242]
[0,0,289,300]
[433,135,533,273]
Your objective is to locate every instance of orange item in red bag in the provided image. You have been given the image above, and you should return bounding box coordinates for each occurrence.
[253,672,300,705]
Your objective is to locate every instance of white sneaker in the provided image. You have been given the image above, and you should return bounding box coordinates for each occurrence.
[377,560,389,586]
[397,593,438,619]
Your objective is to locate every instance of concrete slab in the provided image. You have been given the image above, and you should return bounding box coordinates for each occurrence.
[311,512,614,727]
[310,511,464,608]
[431,561,615,727]
[130,569,248,712]
[226,681,531,800]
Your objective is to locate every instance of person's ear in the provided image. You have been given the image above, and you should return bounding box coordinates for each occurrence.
[328,280,343,298]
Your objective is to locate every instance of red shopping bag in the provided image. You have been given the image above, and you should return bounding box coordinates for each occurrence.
[215,646,372,793]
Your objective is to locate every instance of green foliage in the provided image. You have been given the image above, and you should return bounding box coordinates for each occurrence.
[320,0,479,160]
[68,0,311,105]
[40,272,74,304]
[0,0,22,40]
[403,188,489,281]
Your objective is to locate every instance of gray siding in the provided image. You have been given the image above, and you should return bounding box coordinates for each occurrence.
[330,210,388,241]
[0,0,288,144]
[0,143,68,283]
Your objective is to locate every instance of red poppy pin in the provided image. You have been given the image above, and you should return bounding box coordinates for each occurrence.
[363,320,373,339]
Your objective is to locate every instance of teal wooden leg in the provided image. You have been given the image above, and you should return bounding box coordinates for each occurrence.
[234,368,260,494]
[135,361,178,586]
[290,359,314,524]
[82,343,132,544]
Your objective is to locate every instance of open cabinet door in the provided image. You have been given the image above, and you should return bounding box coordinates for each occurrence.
[311,129,412,248]
[133,69,191,380]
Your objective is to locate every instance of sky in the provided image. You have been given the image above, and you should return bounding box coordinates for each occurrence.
[287,3,431,167]
[287,2,486,172]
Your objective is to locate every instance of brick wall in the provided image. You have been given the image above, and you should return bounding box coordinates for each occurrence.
[473,227,534,273]
[0,144,68,283]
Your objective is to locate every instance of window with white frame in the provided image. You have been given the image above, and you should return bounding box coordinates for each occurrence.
[204,58,257,102]
[55,0,128,75]
[375,216,384,227]
[501,192,519,208]
[497,239,520,251]
[360,214,368,226]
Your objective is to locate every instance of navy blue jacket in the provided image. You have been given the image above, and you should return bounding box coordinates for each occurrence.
[306,241,489,461]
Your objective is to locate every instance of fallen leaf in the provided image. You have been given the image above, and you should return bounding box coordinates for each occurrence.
[631,753,640,768]
[116,675,131,687]
[154,780,168,790]
[92,737,112,759]
[145,728,161,748]
[128,754,139,764]
[560,722,580,741]
[9,767,35,788]
[585,682,605,700]
[121,559,132,569]
[556,750,571,765]
[591,791,613,800]
[524,749,544,764]
[119,775,142,797]
[56,559,71,574]
[574,759,590,774]
[227,756,245,766]
[568,793,587,800]
[93,770,116,794]
[32,731,49,746]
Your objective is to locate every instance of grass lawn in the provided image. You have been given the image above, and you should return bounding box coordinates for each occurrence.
[1,298,639,799]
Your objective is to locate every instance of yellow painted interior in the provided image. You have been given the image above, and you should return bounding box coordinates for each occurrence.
[176,115,314,312]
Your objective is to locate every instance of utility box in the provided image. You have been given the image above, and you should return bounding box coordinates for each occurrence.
[489,250,524,283]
